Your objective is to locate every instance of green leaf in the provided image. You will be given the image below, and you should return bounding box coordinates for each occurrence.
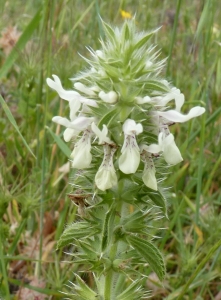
[0,7,42,78]
[88,102,109,118]
[118,179,141,202]
[143,80,170,92]
[101,19,117,45]
[139,186,167,216]
[74,274,98,300]
[122,22,130,42]
[127,235,165,281]
[148,191,167,216]
[57,222,98,249]
[101,205,116,251]
[0,95,36,158]
[98,107,118,128]
[122,210,146,233]
[116,280,144,300]
[46,126,71,158]
[134,28,160,49]
[78,241,98,261]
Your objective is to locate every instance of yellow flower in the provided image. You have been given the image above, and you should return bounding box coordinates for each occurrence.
[120,9,132,19]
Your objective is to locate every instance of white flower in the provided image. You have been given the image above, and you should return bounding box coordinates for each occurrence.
[95,145,117,191]
[157,106,206,123]
[47,75,81,101]
[140,147,157,190]
[52,115,94,142]
[61,99,81,141]
[47,75,98,107]
[74,82,96,96]
[147,132,183,165]
[135,96,151,104]
[99,91,118,104]
[157,88,185,112]
[71,129,92,169]
[119,119,143,174]
[137,88,185,111]
[91,122,113,144]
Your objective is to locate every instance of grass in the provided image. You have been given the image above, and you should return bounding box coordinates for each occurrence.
[0,0,221,299]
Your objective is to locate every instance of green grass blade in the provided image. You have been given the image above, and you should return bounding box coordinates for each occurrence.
[8,219,27,256]
[177,238,221,300]
[195,112,206,227]
[0,7,42,79]
[0,227,10,298]
[0,94,36,158]
[46,126,71,158]
[166,0,182,76]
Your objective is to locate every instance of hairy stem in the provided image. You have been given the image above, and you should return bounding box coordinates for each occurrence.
[103,201,130,299]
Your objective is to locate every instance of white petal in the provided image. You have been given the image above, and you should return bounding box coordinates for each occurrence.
[144,143,161,154]
[69,99,81,120]
[158,106,205,123]
[95,168,118,191]
[142,168,157,191]
[91,86,100,92]
[71,131,92,169]
[175,92,185,112]
[119,148,140,174]
[135,96,152,104]
[159,89,184,111]
[91,122,112,144]
[163,134,183,165]
[141,150,157,190]
[71,116,95,130]
[123,119,143,135]
[63,128,78,142]
[47,75,80,101]
[95,146,117,191]
[119,135,140,174]
[99,91,118,103]
[52,116,72,127]
[53,115,94,131]
[74,82,95,96]
[81,98,98,107]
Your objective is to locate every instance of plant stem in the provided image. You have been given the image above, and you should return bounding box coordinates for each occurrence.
[104,270,113,300]
[103,201,130,299]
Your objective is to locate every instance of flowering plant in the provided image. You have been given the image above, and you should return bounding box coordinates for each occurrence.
[47,19,205,299]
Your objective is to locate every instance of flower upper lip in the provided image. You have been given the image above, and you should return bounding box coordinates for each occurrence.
[47,74,98,107]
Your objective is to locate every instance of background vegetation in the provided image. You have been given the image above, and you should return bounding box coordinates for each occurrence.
[0,0,220,299]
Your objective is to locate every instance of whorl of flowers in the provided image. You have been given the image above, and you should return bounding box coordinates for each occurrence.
[47,20,205,192]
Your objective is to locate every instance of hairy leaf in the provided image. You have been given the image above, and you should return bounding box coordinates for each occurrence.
[57,222,98,249]
[127,235,165,281]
